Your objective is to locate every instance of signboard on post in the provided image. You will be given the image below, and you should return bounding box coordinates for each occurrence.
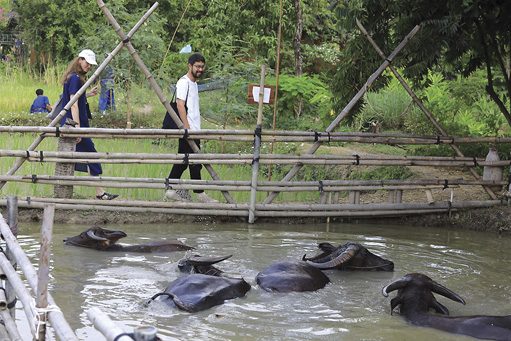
[247,84,276,104]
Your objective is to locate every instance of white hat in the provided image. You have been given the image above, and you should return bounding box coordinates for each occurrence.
[78,49,97,65]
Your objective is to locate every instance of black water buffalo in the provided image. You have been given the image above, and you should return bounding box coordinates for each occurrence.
[302,242,394,271]
[147,274,251,312]
[64,226,194,252]
[382,273,511,340]
[178,254,232,276]
[256,261,330,293]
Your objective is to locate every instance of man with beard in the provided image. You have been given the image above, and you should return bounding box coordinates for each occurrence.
[165,53,218,203]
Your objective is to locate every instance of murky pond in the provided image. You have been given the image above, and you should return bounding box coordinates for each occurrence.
[15,221,511,340]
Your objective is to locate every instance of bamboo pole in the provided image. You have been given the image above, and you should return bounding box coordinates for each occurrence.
[249,65,266,223]
[36,205,55,341]
[355,19,497,200]
[0,199,502,217]
[0,253,37,336]
[0,214,78,340]
[4,125,511,145]
[0,309,22,340]
[5,196,17,320]
[96,0,235,204]
[87,307,133,341]
[262,24,421,205]
[0,197,501,215]
[0,6,156,192]
[3,149,506,163]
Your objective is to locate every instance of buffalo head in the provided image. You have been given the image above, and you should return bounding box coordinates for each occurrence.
[64,226,194,252]
[303,242,394,271]
[178,254,232,276]
[64,226,127,250]
[380,274,511,340]
[382,273,465,316]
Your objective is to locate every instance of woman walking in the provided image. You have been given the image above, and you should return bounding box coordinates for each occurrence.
[61,49,118,200]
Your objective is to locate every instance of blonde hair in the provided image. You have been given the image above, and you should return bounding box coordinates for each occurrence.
[61,57,87,85]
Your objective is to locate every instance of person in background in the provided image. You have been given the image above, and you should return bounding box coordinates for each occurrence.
[164,53,218,203]
[98,64,115,114]
[61,49,118,200]
[30,88,52,113]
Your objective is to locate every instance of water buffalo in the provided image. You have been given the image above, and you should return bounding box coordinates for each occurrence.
[178,254,232,276]
[147,274,251,312]
[256,261,330,293]
[382,273,511,340]
[302,242,394,271]
[64,226,194,252]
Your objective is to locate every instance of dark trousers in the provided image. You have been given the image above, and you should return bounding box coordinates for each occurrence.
[168,138,203,193]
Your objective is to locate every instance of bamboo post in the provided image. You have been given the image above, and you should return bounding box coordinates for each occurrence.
[355,19,497,200]
[36,204,55,341]
[87,307,136,341]
[134,326,158,341]
[5,196,17,320]
[249,65,266,223]
[262,24,420,204]
[348,191,360,204]
[96,0,236,204]
[54,137,76,198]
[0,214,78,340]
[0,4,157,192]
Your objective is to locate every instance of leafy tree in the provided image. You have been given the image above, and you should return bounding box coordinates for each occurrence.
[332,0,511,129]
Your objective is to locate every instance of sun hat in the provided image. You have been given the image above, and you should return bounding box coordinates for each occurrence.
[78,49,97,65]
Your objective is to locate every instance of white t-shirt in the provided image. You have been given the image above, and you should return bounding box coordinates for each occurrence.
[176,75,200,131]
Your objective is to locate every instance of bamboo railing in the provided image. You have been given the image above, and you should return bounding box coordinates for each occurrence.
[0,203,78,340]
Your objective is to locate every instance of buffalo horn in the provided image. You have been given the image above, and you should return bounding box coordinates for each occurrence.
[382,277,411,297]
[430,281,466,305]
[86,230,108,241]
[306,244,358,269]
[187,254,232,266]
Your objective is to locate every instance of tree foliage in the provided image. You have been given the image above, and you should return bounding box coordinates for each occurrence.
[332,0,511,128]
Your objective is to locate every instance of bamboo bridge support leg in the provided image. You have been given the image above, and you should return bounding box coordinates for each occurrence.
[97,0,236,204]
[249,65,266,223]
[54,137,76,198]
[262,24,420,205]
[36,204,55,341]
[355,19,497,200]
[0,6,156,192]
[5,196,17,320]
[348,191,360,204]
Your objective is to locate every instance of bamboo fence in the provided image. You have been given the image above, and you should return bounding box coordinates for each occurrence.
[0,204,78,340]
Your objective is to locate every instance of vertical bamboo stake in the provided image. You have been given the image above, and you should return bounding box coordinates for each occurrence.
[249,65,266,223]
[0,5,156,191]
[96,0,236,204]
[36,204,55,341]
[5,196,17,320]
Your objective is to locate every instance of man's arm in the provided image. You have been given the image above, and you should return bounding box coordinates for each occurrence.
[177,98,190,129]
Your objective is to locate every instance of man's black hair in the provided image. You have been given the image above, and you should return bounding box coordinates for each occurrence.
[36,88,44,96]
[188,53,205,65]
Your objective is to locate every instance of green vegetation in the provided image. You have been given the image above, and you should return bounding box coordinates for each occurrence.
[1,0,510,202]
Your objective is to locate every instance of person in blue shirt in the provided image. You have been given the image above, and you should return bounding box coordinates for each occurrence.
[30,89,52,113]
[61,49,118,200]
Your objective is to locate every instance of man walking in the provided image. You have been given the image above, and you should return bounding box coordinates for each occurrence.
[165,53,218,203]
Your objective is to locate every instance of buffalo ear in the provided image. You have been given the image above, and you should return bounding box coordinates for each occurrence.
[318,242,336,252]
[390,297,402,315]
[430,281,466,305]
[431,299,450,315]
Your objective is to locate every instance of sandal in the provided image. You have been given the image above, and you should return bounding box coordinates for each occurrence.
[96,192,119,200]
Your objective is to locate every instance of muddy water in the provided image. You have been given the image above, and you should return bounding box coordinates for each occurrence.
[16,222,511,341]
